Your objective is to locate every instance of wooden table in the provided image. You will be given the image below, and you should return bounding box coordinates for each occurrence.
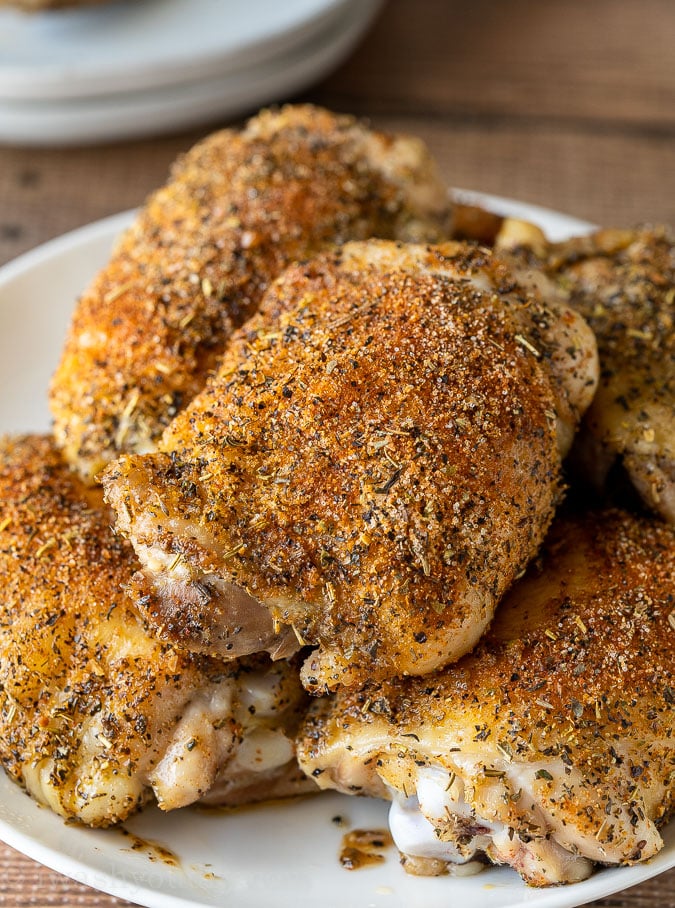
[0,1,673,905]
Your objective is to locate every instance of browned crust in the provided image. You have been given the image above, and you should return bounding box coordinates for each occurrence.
[300,510,675,832]
[49,105,451,481]
[548,228,674,422]
[0,434,306,824]
[104,241,568,692]
[507,226,675,520]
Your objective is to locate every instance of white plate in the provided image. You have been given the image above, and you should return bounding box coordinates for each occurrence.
[0,0,383,145]
[0,194,671,908]
[0,0,359,101]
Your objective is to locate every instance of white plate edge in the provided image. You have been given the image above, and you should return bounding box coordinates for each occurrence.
[0,0,360,101]
[0,193,672,908]
[0,0,384,145]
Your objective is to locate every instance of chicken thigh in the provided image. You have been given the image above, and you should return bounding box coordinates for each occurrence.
[297,510,675,886]
[49,104,452,482]
[0,435,311,827]
[500,225,675,522]
[103,240,598,693]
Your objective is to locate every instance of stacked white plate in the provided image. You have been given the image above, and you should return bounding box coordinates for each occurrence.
[0,0,383,145]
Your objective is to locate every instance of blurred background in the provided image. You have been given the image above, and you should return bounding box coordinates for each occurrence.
[0,0,673,266]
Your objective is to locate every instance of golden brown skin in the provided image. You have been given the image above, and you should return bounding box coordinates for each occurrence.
[0,435,311,827]
[103,240,597,693]
[49,104,452,482]
[499,225,675,522]
[451,203,505,246]
[297,510,675,886]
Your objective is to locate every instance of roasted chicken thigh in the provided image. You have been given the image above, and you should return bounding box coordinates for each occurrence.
[103,240,598,693]
[49,104,451,482]
[500,225,675,522]
[297,510,675,886]
[0,435,310,826]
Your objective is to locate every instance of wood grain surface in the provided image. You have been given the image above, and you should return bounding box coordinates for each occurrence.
[0,1,673,906]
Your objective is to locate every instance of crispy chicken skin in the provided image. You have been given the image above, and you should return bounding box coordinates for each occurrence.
[499,225,675,522]
[49,105,452,482]
[103,240,598,693]
[297,510,675,886]
[0,435,311,827]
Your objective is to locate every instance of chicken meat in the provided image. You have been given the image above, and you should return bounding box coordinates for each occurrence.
[103,240,598,693]
[0,435,311,827]
[49,104,452,482]
[297,509,675,886]
[499,224,675,523]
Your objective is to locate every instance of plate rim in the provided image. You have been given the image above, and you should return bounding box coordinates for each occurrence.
[0,0,384,146]
[0,192,671,908]
[0,189,594,279]
[0,0,360,102]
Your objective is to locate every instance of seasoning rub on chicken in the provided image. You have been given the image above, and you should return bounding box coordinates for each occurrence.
[499,224,675,523]
[297,509,675,886]
[50,104,452,482]
[0,435,311,827]
[103,239,598,694]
